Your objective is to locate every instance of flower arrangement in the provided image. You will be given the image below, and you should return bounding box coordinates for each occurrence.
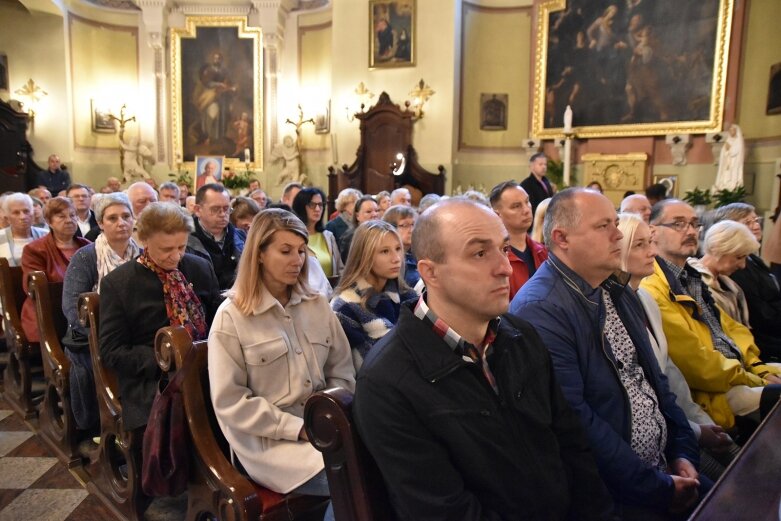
[683,187,712,207]
[221,167,253,190]
[713,186,747,207]
[168,169,192,187]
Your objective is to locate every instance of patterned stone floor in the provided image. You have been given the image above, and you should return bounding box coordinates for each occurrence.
[0,396,184,520]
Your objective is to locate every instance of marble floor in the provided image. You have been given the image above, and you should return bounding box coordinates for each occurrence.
[0,396,185,521]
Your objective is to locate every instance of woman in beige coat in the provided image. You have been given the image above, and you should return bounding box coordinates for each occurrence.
[208,209,355,519]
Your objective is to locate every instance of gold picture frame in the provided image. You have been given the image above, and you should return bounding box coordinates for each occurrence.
[170,16,263,171]
[532,0,733,138]
[370,0,415,69]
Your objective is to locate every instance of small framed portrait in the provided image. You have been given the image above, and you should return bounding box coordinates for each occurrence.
[370,0,415,68]
[314,100,330,134]
[480,93,508,131]
[194,155,224,193]
[91,99,116,133]
[767,62,781,115]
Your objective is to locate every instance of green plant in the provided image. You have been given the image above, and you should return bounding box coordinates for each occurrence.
[713,185,747,207]
[546,159,577,190]
[168,169,192,187]
[682,187,712,206]
[221,167,253,190]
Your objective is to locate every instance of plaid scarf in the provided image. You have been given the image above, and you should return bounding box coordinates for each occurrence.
[137,252,207,341]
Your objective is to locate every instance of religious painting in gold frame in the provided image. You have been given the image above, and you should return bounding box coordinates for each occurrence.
[370,0,415,68]
[532,0,733,138]
[170,17,263,171]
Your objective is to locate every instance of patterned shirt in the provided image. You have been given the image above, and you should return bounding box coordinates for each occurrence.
[603,291,667,470]
[661,258,740,361]
[413,293,500,394]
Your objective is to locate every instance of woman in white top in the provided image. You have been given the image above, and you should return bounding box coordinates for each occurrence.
[618,212,738,478]
[208,209,354,518]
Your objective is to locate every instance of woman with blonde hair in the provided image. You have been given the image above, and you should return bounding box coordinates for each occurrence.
[208,209,354,517]
[531,197,551,244]
[688,220,759,326]
[331,220,418,369]
[618,213,737,479]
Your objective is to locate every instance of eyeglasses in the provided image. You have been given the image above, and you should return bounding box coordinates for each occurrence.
[307,202,324,209]
[205,205,232,216]
[657,220,702,233]
[741,217,764,227]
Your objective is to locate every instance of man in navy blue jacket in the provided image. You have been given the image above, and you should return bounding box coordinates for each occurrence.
[511,188,705,519]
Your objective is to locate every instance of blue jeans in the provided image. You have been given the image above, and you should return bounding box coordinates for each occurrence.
[291,469,334,521]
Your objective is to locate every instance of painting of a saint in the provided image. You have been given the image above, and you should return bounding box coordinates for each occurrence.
[536,0,730,137]
[370,1,415,68]
[195,155,224,191]
[181,27,254,161]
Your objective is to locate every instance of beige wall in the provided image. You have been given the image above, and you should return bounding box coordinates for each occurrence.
[0,2,70,172]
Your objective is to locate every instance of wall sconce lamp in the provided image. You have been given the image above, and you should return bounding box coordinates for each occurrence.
[345,81,375,122]
[14,78,48,124]
[407,78,434,119]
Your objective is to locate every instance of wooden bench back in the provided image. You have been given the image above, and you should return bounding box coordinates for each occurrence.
[0,257,27,346]
[305,388,393,521]
[155,326,328,521]
[78,292,122,417]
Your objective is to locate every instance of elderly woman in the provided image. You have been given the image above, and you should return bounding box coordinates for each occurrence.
[714,203,781,362]
[21,197,89,342]
[208,209,354,516]
[338,195,380,262]
[618,213,737,480]
[99,203,221,433]
[688,220,758,327]
[61,193,139,430]
[331,220,417,369]
[292,188,343,278]
[375,190,391,213]
[325,188,361,244]
[382,204,419,287]
[31,197,48,230]
[230,196,261,232]
[0,193,49,266]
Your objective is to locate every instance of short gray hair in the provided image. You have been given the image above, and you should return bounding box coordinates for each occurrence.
[159,181,181,197]
[712,202,755,223]
[703,220,759,257]
[417,193,441,213]
[543,188,583,249]
[95,192,132,223]
[3,193,33,213]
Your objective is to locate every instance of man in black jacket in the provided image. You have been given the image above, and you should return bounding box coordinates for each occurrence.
[187,183,246,290]
[520,152,554,218]
[353,198,614,521]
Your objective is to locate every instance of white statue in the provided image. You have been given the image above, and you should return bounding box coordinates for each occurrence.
[713,124,744,191]
[119,136,155,184]
[271,135,307,186]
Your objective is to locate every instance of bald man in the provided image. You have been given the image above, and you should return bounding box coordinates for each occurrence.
[127,181,158,218]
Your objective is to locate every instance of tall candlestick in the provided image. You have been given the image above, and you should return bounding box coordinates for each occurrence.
[331,133,338,165]
[244,148,251,164]
[563,137,572,187]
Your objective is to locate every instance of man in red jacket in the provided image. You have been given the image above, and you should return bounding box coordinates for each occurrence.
[489,180,548,299]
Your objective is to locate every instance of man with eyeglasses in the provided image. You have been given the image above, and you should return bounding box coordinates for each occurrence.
[642,199,781,435]
[187,183,246,290]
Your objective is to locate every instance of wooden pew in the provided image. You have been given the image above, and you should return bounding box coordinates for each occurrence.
[154,326,328,521]
[305,388,393,521]
[0,257,43,419]
[78,292,148,521]
[689,399,781,520]
[27,271,82,467]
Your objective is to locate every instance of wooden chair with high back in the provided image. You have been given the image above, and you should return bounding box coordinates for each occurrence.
[154,325,329,521]
[327,91,445,214]
[27,271,82,467]
[305,388,393,521]
[0,257,44,418]
[78,292,147,521]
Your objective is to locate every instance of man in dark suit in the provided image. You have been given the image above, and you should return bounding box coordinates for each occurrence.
[520,152,554,218]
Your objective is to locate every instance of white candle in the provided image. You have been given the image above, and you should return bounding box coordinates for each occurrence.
[244,148,250,163]
[331,134,338,165]
[563,138,572,187]
[564,105,573,133]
